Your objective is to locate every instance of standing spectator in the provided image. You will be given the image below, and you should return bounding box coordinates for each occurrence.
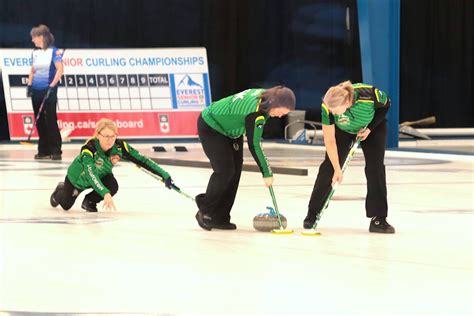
[27,24,63,160]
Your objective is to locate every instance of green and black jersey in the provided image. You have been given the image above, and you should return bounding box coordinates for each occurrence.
[66,138,170,197]
[321,83,390,134]
[201,88,272,177]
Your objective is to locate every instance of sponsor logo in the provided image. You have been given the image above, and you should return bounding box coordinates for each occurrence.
[175,74,205,107]
[337,114,350,125]
[87,165,104,191]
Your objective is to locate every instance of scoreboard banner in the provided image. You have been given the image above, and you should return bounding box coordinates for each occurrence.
[0,48,211,140]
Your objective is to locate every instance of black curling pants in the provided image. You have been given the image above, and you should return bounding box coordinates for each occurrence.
[31,88,62,156]
[307,121,388,219]
[54,174,119,210]
[196,114,243,224]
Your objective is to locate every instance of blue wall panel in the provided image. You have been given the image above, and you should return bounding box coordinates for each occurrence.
[358,0,400,148]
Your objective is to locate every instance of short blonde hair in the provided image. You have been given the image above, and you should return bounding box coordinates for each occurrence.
[323,80,354,109]
[93,118,118,138]
[30,24,54,49]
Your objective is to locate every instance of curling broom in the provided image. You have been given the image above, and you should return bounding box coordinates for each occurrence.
[20,89,51,145]
[138,165,195,201]
[399,116,436,127]
[302,136,362,236]
[268,185,293,234]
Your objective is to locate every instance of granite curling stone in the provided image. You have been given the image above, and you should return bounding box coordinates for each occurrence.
[253,207,287,232]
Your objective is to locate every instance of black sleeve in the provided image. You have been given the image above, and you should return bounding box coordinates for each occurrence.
[79,139,97,160]
[329,113,335,125]
[368,101,390,131]
[368,87,391,131]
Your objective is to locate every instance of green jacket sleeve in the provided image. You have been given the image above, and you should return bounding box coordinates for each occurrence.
[245,112,273,177]
[117,140,171,180]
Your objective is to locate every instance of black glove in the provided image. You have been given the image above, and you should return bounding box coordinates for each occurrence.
[164,177,180,191]
[47,85,57,97]
[26,86,33,97]
[164,177,173,190]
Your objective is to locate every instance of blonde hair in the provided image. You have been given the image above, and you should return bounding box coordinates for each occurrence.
[93,118,118,138]
[323,80,354,109]
[30,24,54,49]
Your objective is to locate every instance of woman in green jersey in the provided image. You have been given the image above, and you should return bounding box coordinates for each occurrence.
[50,118,176,212]
[195,86,296,231]
[305,81,395,234]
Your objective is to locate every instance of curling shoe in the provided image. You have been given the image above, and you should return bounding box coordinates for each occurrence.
[34,154,51,160]
[51,154,62,161]
[211,221,237,230]
[369,216,395,234]
[195,210,213,231]
[50,182,64,207]
[81,198,98,212]
[303,214,316,229]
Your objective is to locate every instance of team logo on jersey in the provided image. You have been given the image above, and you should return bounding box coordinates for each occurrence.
[95,157,104,167]
[174,74,206,108]
[337,114,350,125]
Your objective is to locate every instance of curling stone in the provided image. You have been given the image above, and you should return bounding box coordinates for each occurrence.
[253,207,287,232]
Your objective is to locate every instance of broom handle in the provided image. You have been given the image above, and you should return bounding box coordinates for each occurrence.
[138,165,195,201]
[312,137,362,229]
[399,116,436,127]
[25,89,51,141]
[269,186,284,228]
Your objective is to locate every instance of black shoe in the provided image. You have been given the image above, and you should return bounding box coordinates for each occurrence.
[303,214,316,229]
[369,216,395,234]
[34,154,51,160]
[211,221,237,230]
[81,199,98,212]
[195,210,213,231]
[50,182,64,207]
[51,154,62,161]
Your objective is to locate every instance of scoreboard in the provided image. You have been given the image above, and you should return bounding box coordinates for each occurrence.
[0,48,212,140]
